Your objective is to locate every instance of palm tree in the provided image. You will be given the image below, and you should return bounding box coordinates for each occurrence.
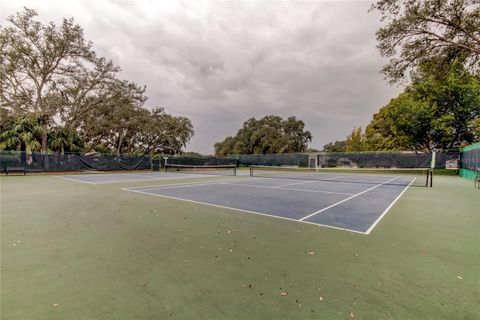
[48,127,84,154]
[0,114,42,153]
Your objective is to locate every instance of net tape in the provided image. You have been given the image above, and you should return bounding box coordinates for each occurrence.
[165,163,237,176]
[250,165,432,187]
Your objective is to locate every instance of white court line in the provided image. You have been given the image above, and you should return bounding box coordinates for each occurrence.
[124,188,367,235]
[55,173,233,185]
[365,177,416,235]
[299,176,401,221]
[55,176,98,185]
[56,175,172,185]
[124,176,263,191]
[271,180,318,188]
[92,175,210,185]
[224,182,354,196]
[270,175,348,188]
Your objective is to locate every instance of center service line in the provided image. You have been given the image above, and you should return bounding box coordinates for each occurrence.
[299,176,401,221]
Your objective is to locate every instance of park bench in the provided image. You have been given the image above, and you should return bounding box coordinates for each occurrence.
[5,167,26,176]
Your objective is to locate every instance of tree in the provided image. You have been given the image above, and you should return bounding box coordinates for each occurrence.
[382,93,436,150]
[322,141,347,152]
[409,60,480,149]
[345,127,366,152]
[0,114,42,153]
[48,126,84,153]
[214,136,237,156]
[363,61,480,150]
[1,8,195,156]
[139,108,194,155]
[364,100,412,151]
[371,0,480,83]
[60,58,119,132]
[180,151,206,157]
[473,117,480,141]
[0,8,114,152]
[214,115,312,156]
[76,79,148,154]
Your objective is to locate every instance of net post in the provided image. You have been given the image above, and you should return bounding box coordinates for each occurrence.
[427,150,436,187]
[250,166,253,177]
[233,166,236,176]
[164,157,169,172]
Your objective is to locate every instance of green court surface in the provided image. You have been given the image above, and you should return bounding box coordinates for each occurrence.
[1,174,479,319]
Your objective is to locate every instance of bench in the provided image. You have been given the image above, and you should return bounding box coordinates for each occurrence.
[475,169,480,189]
[6,167,26,176]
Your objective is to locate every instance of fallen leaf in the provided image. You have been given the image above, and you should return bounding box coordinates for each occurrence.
[53,304,59,307]
[308,251,315,255]
[281,291,288,296]
[319,296,324,302]
[350,311,355,319]
[457,275,463,280]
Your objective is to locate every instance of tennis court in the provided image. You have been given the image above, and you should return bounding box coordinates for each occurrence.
[2,170,478,320]
[124,167,426,234]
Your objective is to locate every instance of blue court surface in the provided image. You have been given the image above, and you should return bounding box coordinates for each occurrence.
[55,171,232,184]
[123,174,415,234]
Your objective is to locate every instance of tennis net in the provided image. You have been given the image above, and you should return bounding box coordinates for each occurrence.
[165,164,237,176]
[250,166,432,187]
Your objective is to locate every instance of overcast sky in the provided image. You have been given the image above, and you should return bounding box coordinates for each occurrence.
[2,0,403,153]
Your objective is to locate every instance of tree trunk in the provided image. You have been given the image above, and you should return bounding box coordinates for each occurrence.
[41,129,48,154]
[117,134,124,156]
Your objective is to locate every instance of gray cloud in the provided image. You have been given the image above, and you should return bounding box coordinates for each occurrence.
[1,0,402,153]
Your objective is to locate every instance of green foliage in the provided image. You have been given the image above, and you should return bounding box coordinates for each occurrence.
[364,62,480,150]
[180,151,207,158]
[322,141,346,152]
[48,126,84,153]
[0,114,42,152]
[413,61,480,148]
[345,127,366,152]
[473,118,480,142]
[0,8,100,152]
[139,108,193,155]
[364,99,412,151]
[371,0,480,83]
[214,115,312,156]
[327,62,479,151]
[0,8,194,155]
[0,113,85,153]
[80,97,193,155]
